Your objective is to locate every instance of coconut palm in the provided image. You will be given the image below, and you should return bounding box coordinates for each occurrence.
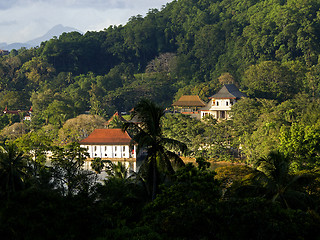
[255,151,308,209]
[105,160,130,179]
[123,99,187,200]
[0,143,28,198]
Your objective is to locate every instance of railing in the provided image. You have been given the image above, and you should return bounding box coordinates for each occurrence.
[85,157,136,162]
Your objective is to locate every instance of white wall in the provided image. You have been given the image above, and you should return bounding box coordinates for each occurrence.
[80,144,136,159]
[200,98,237,120]
[210,99,232,111]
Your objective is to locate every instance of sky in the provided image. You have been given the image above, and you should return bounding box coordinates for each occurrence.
[0,0,172,44]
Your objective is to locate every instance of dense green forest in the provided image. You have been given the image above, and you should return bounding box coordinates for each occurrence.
[2,0,320,239]
[2,0,320,119]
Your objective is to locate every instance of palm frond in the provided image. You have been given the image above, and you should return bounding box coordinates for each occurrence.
[165,150,185,169]
[161,137,188,154]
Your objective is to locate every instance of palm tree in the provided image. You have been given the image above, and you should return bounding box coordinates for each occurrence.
[255,151,308,209]
[107,112,126,129]
[105,160,130,179]
[0,143,28,198]
[123,99,187,200]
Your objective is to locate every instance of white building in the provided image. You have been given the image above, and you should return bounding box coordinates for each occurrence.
[80,128,136,159]
[79,128,137,172]
[200,84,246,120]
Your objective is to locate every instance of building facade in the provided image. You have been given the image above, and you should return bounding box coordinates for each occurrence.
[79,128,136,159]
[200,84,246,120]
[79,128,137,172]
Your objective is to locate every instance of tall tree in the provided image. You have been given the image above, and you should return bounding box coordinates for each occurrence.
[58,114,107,144]
[0,142,28,198]
[123,99,187,199]
[50,142,93,196]
[279,121,320,170]
[242,61,299,101]
[255,151,308,209]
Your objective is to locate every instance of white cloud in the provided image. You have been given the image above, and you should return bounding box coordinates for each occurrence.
[0,0,171,43]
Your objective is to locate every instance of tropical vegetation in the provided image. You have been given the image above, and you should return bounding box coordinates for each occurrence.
[1,0,320,239]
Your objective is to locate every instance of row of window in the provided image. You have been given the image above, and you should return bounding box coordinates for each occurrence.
[83,145,133,158]
[215,100,233,106]
[90,146,126,152]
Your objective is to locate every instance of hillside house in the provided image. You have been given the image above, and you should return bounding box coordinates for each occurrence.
[2,106,33,121]
[172,95,206,118]
[200,84,246,120]
[79,128,137,172]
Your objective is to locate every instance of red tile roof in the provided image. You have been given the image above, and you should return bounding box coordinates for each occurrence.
[79,129,132,145]
[3,106,33,115]
[106,112,127,125]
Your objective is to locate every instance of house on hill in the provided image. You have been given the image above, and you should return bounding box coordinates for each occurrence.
[172,95,206,118]
[2,106,33,121]
[200,84,246,120]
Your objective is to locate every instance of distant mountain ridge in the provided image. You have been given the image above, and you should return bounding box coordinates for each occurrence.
[0,24,81,51]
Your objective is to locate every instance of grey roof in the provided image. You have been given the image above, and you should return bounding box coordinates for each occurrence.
[210,84,247,99]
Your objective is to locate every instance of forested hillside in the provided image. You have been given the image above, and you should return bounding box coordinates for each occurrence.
[1,0,320,124]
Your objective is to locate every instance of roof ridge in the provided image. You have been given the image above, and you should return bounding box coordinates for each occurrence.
[210,84,246,99]
[172,95,206,107]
